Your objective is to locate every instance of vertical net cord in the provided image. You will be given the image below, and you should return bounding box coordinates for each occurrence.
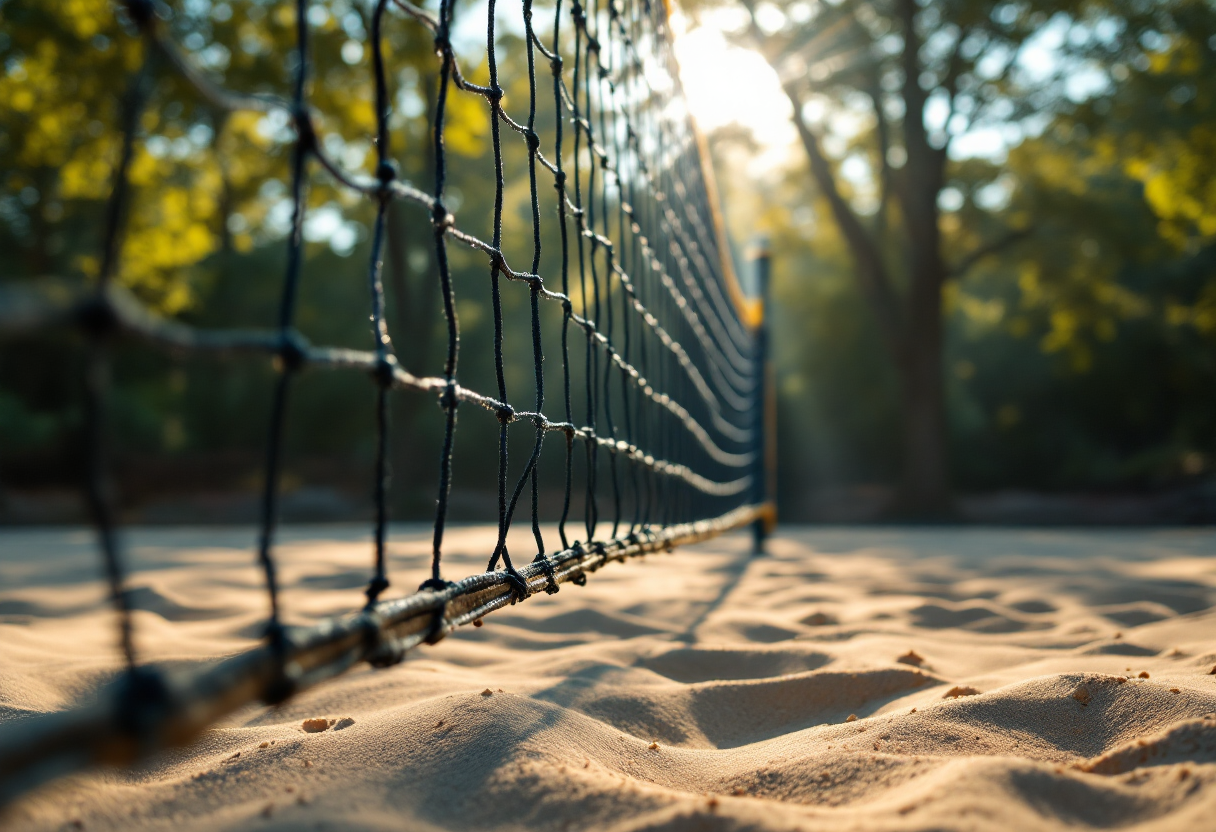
[489,0,552,581]
[483,0,528,596]
[255,0,310,654]
[522,0,549,573]
[424,0,459,591]
[593,0,623,541]
[571,0,598,546]
[629,0,655,531]
[609,11,639,537]
[365,0,396,607]
[550,0,575,552]
[88,26,153,672]
[582,0,604,546]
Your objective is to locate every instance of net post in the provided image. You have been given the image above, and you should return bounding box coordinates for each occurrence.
[751,239,775,554]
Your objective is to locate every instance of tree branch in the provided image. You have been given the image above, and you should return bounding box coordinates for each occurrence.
[867,83,893,241]
[937,26,971,168]
[950,225,1034,277]
[741,0,904,356]
[787,91,906,355]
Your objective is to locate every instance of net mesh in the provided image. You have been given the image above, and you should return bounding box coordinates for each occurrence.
[0,0,769,802]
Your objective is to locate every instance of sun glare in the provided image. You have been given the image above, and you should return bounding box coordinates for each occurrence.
[670,14,795,159]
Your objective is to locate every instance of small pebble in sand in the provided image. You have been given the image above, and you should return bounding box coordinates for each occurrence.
[301,717,329,733]
[706,797,719,811]
[481,689,493,697]
[943,685,980,699]
[436,720,445,728]
[1209,665,1216,675]
[285,786,295,793]
[1072,685,1091,705]
[333,717,355,730]
[259,741,269,749]
[1139,671,1150,679]
[732,786,747,796]
[228,752,241,760]
[1114,632,1122,639]
[303,760,312,768]
[473,619,484,628]
[261,804,274,818]
[1170,688,1181,694]
[648,742,659,751]
[846,714,857,722]
[897,650,925,667]
[910,708,917,713]
[70,821,84,830]
[802,612,836,626]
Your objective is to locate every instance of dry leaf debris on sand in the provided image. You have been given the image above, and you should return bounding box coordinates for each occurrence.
[3,526,1216,832]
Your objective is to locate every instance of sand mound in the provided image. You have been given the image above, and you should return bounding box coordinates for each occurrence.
[2,525,1215,830]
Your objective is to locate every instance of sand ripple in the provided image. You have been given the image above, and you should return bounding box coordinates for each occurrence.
[2,525,1215,831]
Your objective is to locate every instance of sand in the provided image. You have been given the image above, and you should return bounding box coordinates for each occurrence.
[2,525,1216,830]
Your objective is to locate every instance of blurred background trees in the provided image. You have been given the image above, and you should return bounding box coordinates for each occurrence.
[706,0,1215,520]
[1,0,1213,524]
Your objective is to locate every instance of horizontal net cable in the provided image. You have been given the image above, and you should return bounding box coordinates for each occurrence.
[0,505,764,805]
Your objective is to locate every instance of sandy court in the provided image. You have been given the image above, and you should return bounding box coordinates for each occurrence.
[2,524,1216,830]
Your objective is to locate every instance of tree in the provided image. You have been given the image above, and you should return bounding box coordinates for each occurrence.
[723,0,1077,514]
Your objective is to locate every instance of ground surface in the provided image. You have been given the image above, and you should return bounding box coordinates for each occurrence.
[3,525,1216,831]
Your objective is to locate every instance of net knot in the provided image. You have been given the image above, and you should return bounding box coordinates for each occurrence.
[124,0,156,28]
[373,352,398,388]
[262,622,300,705]
[550,56,563,76]
[439,379,459,410]
[114,665,171,742]
[532,553,560,594]
[524,129,541,154]
[418,578,453,645]
[431,201,454,230]
[502,566,530,602]
[495,403,515,424]
[419,577,453,592]
[76,292,120,339]
[376,159,398,187]
[293,108,316,150]
[417,579,453,645]
[487,85,505,104]
[364,575,390,605]
[276,329,309,373]
[553,170,567,189]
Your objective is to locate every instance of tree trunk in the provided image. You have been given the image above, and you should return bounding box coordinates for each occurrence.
[895,268,951,516]
[889,0,952,517]
[893,165,952,516]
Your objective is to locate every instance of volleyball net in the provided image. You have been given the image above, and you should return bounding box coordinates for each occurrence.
[0,0,774,804]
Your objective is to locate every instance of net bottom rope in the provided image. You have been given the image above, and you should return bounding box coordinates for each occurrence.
[0,503,765,807]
